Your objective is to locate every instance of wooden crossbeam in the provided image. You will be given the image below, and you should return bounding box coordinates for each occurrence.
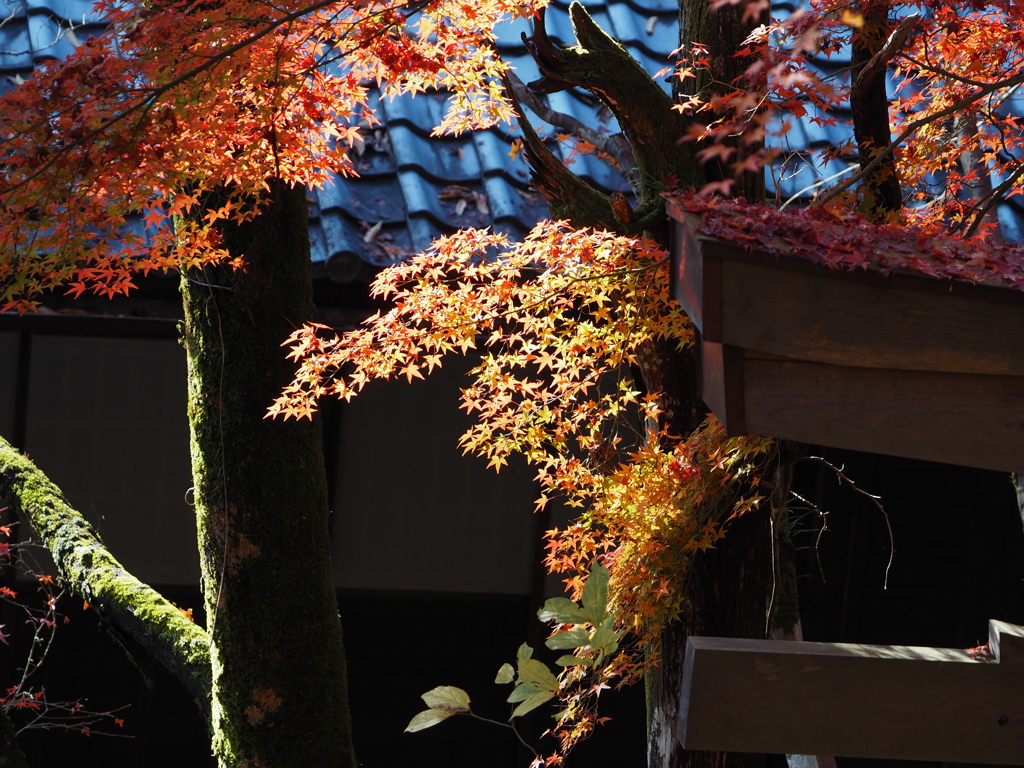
[697,340,1024,473]
[669,216,1024,472]
[677,620,1024,764]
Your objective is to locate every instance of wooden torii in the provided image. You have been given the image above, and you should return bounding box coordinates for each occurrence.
[677,620,1024,763]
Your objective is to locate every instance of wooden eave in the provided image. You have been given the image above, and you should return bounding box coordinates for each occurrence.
[669,213,1024,472]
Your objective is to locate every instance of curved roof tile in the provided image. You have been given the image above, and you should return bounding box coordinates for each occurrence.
[5,0,1019,286]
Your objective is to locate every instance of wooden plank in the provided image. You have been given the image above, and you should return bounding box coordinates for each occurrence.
[677,620,1024,764]
[671,218,720,339]
[718,254,1024,376]
[736,353,1024,473]
[697,337,746,435]
[670,217,1024,376]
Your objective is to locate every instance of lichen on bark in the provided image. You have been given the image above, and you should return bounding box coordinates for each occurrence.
[180,179,356,768]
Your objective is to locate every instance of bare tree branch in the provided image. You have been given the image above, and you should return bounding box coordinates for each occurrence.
[500,71,622,232]
[521,2,703,203]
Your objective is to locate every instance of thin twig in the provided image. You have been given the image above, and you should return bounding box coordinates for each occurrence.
[799,457,895,589]
[467,712,539,757]
[779,163,857,209]
[789,489,829,584]
[821,70,1024,206]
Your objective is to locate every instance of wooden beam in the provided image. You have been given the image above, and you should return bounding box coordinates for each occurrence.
[671,218,1024,376]
[696,334,746,435]
[677,620,1024,764]
[702,340,1024,472]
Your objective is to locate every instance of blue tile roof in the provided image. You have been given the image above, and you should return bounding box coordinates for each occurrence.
[0,0,687,283]
[0,0,105,76]
[303,0,682,281]
[4,0,1019,285]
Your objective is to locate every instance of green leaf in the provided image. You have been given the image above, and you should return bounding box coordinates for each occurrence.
[537,597,590,625]
[495,663,515,684]
[511,690,556,718]
[581,564,609,625]
[517,658,559,692]
[545,627,591,650]
[405,708,456,733]
[421,685,470,712]
[517,643,534,662]
[590,616,621,653]
[555,654,593,668]
[507,682,543,703]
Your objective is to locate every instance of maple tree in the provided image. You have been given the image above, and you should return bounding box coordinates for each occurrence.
[0,1,547,766]
[270,1,1024,766]
[2,0,1024,766]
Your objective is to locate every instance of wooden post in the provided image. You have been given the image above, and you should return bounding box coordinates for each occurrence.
[677,619,1024,764]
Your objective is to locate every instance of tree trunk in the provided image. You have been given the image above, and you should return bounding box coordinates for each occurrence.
[646,505,771,768]
[510,4,773,767]
[637,330,771,768]
[180,179,356,768]
[677,0,767,200]
[644,2,773,767]
[0,706,29,768]
[851,0,902,218]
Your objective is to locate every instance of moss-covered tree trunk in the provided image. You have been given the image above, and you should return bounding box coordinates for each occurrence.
[644,4,772,767]
[0,437,213,759]
[181,179,355,768]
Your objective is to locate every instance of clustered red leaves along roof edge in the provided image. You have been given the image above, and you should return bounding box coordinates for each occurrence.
[665,190,1024,292]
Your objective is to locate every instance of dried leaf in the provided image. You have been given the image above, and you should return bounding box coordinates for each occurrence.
[420,685,470,712]
[363,221,383,243]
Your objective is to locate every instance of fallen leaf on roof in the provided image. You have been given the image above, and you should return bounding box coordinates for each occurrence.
[439,185,473,200]
[363,220,383,243]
